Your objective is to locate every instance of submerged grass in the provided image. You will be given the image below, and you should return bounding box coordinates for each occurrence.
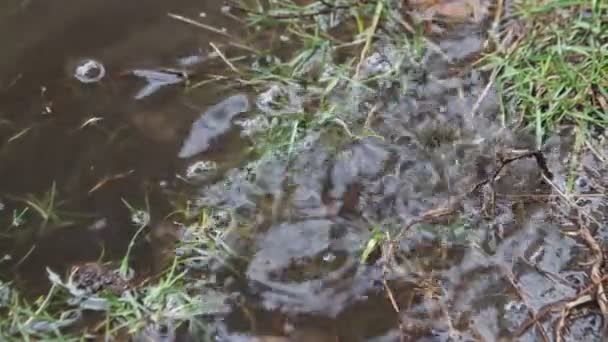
[486,0,608,146]
[1,202,236,339]
[0,260,222,341]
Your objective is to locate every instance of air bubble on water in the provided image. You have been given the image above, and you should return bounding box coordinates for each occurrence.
[74,59,106,83]
[322,252,336,263]
[130,210,150,227]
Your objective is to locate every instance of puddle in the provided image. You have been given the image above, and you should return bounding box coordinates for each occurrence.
[1,0,607,341]
[0,0,248,294]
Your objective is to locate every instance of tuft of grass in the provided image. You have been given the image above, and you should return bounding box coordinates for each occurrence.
[0,259,228,340]
[120,197,151,277]
[486,0,608,146]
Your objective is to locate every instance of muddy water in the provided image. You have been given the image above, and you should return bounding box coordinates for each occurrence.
[1,1,608,342]
[0,0,248,292]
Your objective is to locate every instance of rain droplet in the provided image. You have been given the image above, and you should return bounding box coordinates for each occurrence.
[74,59,106,83]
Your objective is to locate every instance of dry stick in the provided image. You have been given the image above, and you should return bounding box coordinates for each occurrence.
[88,170,134,194]
[382,232,408,338]
[167,13,232,38]
[209,42,240,74]
[384,279,401,314]
[14,244,36,267]
[515,275,608,337]
[556,294,595,342]
[585,140,607,164]
[470,70,497,117]
[577,215,608,331]
[502,265,550,342]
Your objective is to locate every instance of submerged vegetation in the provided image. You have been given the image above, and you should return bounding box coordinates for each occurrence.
[1,0,607,340]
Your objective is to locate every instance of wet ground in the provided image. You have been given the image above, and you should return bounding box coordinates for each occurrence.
[1,0,607,341]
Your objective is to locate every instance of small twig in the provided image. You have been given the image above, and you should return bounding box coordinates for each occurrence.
[516,273,608,337]
[7,127,32,143]
[556,294,595,342]
[384,279,401,314]
[14,244,36,268]
[209,42,240,74]
[470,70,497,117]
[472,150,553,193]
[502,265,550,342]
[88,170,134,194]
[168,13,232,38]
[585,140,607,164]
[577,214,608,332]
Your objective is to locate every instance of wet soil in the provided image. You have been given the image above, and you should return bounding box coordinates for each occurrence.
[1,0,607,341]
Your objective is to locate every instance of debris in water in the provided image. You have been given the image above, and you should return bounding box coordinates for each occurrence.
[130,210,150,227]
[256,84,303,115]
[185,160,218,179]
[73,59,106,83]
[70,262,129,295]
[178,94,250,158]
[235,115,271,137]
[131,69,185,99]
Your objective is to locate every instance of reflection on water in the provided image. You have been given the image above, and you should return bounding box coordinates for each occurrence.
[179,94,250,158]
[0,0,242,294]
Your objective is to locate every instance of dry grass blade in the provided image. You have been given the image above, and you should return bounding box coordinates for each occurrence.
[556,294,595,342]
[577,215,608,332]
[355,0,384,78]
[209,42,241,74]
[168,13,232,37]
[88,170,134,194]
[502,266,550,342]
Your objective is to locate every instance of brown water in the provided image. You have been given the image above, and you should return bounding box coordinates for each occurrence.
[1,1,608,341]
[0,0,246,291]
